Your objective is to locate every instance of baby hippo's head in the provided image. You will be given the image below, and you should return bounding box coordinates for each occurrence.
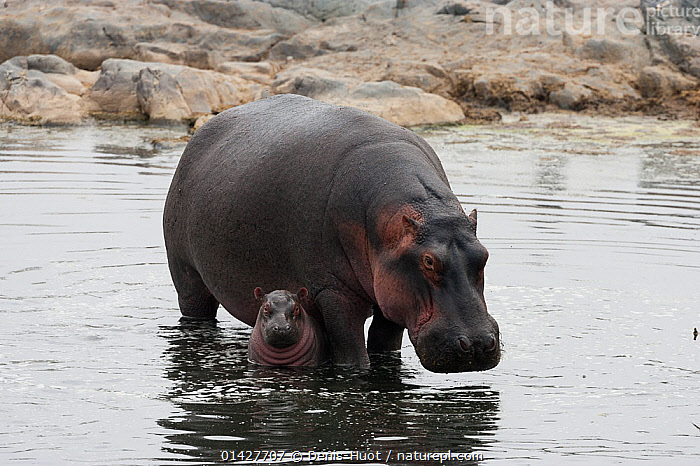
[253,287,309,349]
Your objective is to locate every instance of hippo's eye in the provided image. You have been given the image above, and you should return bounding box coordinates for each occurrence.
[420,253,442,284]
[293,306,300,318]
[262,304,270,318]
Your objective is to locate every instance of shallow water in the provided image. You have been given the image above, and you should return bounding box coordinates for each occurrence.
[0,116,698,464]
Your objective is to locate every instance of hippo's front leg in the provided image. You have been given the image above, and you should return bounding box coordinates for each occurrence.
[315,289,373,367]
[367,305,404,353]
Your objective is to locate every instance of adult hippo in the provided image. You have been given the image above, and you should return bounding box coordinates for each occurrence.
[163,94,500,372]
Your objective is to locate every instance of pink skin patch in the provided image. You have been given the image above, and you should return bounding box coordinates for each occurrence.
[248,318,321,366]
[248,288,325,367]
[370,205,437,339]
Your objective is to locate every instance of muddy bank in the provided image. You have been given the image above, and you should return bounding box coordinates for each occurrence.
[1,0,700,126]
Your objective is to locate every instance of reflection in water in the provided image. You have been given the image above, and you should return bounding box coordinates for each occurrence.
[639,143,700,187]
[535,155,567,191]
[158,321,500,462]
[94,144,161,159]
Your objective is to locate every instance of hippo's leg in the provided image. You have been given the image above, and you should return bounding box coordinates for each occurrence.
[169,259,219,320]
[367,305,404,353]
[315,289,372,367]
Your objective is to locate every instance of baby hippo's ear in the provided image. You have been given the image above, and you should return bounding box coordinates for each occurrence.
[254,287,265,301]
[297,287,308,301]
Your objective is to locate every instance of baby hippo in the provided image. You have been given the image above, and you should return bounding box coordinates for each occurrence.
[248,287,328,367]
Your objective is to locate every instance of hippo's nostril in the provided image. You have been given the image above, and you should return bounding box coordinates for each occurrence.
[458,337,471,353]
[285,325,291,331]
[484,335,497,352]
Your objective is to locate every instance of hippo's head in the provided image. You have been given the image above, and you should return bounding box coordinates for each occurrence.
[253,288,309,349]
[372,208,500,373]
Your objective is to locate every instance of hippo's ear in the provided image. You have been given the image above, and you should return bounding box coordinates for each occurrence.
[254,287,264,301]
[402,214,420,234]
[468,209,477,235]
[297,287,308,300]
[380,209,421,248]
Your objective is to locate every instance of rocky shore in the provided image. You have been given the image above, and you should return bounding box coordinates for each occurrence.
[1,0,699,127]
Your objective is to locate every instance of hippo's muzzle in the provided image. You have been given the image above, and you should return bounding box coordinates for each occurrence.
[263,323,299,349]
[412,317,501,373]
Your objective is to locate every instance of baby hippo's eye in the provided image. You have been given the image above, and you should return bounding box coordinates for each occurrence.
[293,305,300,318]
[262,304,271,318]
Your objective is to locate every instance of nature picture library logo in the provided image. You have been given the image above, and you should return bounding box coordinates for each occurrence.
[484,0,700,37]
[645,0,700,36]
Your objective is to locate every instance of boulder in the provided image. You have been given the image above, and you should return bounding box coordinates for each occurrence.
[43,74,87,95]
[383,62,454,95]
[26,54,78,75]
[342,81,464,126]
[271,67,354,97]
[133,43,216,70]
[88,60,144,116]
[0,71,85,124]
[272,68,464,126]
[0,2,289,71]
[152,0,311,35]
[437,4,471,16]
[471,73,542,110]
[216,61,277,84]
[388,72,448,94]
[0,56,86,123]
[642,0,700,78]
[0,8,139,71]
[267,37,325,61]
[88,59,261,121]
[549,83,592,110]
[254,0,377,21]
[576,38,651,70]
[637,65,698,98]
[136,68,192,122]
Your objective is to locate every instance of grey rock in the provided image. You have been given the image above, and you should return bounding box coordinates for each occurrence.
[437,4,471,16]
[89,59,144,115]
[549,84,591,110]
[0,59,85,123]
[637,65,698,97]
[216,61,277,84]
[152,0,311,35]
[133,43,215,70]
[341,80,464,126]
[642,0,700,78]
[389,72,446,94]
[136,67,191,122]
[254,0,376,21]
[271,67,353,97]
[0,3,290,71]
[349,80,413,99]
[268,37,324,61]
[26,54,78,75]
[577,38,649,68]
[89,58,260,121]
[271,67,463,126]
